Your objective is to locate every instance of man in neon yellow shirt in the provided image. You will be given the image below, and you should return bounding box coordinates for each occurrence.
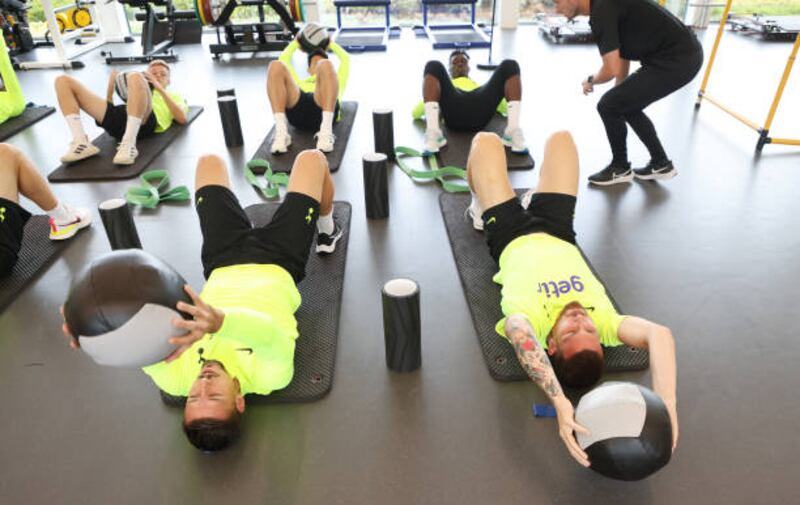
[465,130,677,467]
[54,60,188,166]
[266,27,350,154]
[62,149,344,452]
[414,49,527,155]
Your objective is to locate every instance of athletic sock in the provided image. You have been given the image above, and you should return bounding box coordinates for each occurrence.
[65,114,87,143]
[320,111,334,135]
[317,208,334,235]
[121,116,142,145]
[424,102,440,132]
[274,112,288,134]
[469,193,482,215]
[506,101,521,133]
[46,201,73,225]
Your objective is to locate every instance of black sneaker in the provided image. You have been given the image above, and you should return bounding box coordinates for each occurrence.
[316,222,344,254]
[633,159,677,181]
[588,162,633,186]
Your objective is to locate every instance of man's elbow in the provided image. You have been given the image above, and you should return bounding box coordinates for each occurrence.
[651,324,674,347]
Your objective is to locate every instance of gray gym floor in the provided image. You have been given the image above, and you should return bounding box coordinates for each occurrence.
[1,24,799,505]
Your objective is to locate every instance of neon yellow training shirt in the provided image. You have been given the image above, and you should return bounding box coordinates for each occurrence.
[411,76,508,120]
[493,233,625,349]
[143,264,301,396]
[278,40,350,98]
[151,90,189,133]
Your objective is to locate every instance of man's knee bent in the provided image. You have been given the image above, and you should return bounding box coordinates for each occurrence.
[267,60,290,80]
[546,130,575,147]
[54,74,77,90]
[423,60,448,81]
[196,154,227,176]
[315,59,336,79]
[497,59,520,79]
[293,149,329,174]
[471,131,504,153]
[0,143,21,163]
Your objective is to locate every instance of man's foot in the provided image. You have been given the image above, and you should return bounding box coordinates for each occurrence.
[113,142,138,165]
[316,221,344,254]
[271,131,292,154]
[424,129,447,154]
[49,206,92,241]
[588,162,633,186]
[60,141,100,164]
[464,199,484,231]
[315,131,335,153]
[502,128,529,154]
[633,159,677,181]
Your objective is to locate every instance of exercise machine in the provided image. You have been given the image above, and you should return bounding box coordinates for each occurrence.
[535,14,594,44]
[696,0,800,152]
[728,14,800,42]
[195,0,297,59]
[103,0,201,64]
[332,0,399,52]
[0,0,35,55]
[419,0,489,49]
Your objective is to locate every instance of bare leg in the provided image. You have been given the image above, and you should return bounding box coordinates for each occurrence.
[0,144,58,211]
[195,154,232,191]
[54,74,108,122]
[312,59,338,112]
[467,132,515,211]
[535,131,579,197]
[504,74,522,102]
[266,61,301,113]
[423,73,441,102]
[124,72,152,119]
[287,150,334,215]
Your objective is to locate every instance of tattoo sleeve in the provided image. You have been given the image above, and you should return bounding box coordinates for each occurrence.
[505,315,564,399]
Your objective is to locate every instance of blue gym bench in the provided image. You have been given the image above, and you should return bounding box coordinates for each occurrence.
[333,0,400,52]
[419,0,489,49]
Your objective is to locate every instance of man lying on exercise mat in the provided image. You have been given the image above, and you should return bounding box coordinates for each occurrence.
[62,149,344,452]
[55,60,188,166]
[267,24,351,154]
[0,144,91,277]
[413,49,527,155]
[465,130,677,466]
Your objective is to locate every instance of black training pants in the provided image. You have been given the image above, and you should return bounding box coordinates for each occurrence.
[424,59,520,131]
[597,45,703,164]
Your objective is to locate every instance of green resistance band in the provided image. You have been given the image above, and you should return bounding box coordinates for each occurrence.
[394,146,470,193]
[245,158,289,199]
[125,170,190,209]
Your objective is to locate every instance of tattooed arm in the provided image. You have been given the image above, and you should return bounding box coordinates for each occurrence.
[505,314,591,467]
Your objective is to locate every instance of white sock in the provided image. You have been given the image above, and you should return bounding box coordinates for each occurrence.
[320,111,334,135]
[274,112,288,133]
[317,209,334,235]
[470,194,482,215]
[507,101,521,133]
[424,102,440,132]
[46,201,73,224]
[65,114,87,143]
[121,116,142,145]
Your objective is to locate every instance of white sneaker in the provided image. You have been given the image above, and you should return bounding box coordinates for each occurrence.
[464,198,484,231]
[271,130,292,154]
[424,129,447,154]
[502,128,528,154]
[113,142,138,165]
[49,205,92,241]
[60,141,100,163]
[315,131,335,153]
[520,188,535,209]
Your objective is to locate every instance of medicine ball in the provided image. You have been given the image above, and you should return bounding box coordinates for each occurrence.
[114,71,131,102]
[64,249,192,368]
[298,22,329,54]
[575,382,672,481]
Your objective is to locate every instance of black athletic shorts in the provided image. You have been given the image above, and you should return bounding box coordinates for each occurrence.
[483,192,577,263]
[285,91,341,132]
[0,197,31,277]
[96,102,158,140]
[195,185,320,283]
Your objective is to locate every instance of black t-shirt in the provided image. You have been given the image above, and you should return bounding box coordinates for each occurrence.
[590,0,698,65]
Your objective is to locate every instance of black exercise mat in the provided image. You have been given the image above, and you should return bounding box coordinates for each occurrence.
[250,101,358,174]
[160,201,351,405]
[439,191,648,382]
[47,106,203,183]
[0,216,72,313]
[413,114,534,170]
[0,105,55,141]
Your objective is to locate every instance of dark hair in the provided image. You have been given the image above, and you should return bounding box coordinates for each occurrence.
[449,49,470,61]
[183,413,241,452]
[551,349,604,389]
[308,49,328,68]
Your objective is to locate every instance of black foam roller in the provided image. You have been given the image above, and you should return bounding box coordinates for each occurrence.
[381,278,421,372]
[98,199,142,250]
[217,89,243,148]
[363,153,389,219]
[372,108,395,159]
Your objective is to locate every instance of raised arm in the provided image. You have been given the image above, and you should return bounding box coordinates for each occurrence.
[279,40,302,84]
[617,316,678,450]
[328,41,350,97]
[505,314,590,467]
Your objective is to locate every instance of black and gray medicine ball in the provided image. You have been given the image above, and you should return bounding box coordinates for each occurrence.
[298,22,330,54]
[575,382,673,481]
[114,71,131,102]
[64,249,192,368]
